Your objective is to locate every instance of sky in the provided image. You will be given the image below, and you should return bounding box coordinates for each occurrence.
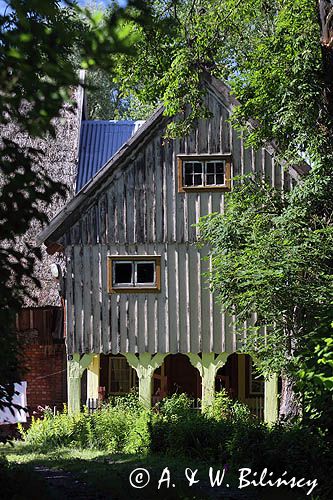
[0,1,129,16]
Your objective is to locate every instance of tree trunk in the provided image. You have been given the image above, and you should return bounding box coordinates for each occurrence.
[279,372,301,421]
[318,0,333,117]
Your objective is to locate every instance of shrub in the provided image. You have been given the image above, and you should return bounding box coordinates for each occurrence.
[19,407,91,452]
[156,392,194,419]
[20,394,150,454]
[18,392,332,497]
[205,390,253,423]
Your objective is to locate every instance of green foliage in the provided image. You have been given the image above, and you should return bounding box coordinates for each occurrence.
[198,177,333,371]
[113,0,328,157]
[155,392,194,418]
[197,176,333,425]
[295,307,333,430]
[86,68,155,120]
[20,396,149,454]
[206,389,253,423]
[0,0,154,414]
[19,393,332,497]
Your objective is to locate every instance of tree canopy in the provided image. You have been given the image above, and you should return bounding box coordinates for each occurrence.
[113,0,333,424]
[0,0,153,414]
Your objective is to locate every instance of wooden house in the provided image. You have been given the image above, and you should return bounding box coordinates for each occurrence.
[38,75,302,422]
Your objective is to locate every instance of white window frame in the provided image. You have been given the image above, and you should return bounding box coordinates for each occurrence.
[108,256,161,293]
[112,260,156,288]
[112,260,134,287]
[178,154,232,192]
[182,159,227,187]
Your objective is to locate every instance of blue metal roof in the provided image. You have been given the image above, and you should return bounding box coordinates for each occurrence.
[76,120,143,192]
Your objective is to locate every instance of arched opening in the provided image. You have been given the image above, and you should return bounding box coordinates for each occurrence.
[215,352,238,399]
[99,353,138,399]
[164,353,201,397]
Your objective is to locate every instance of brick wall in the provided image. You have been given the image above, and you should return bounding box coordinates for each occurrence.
[23,343,67,415]
[17,307,67,416]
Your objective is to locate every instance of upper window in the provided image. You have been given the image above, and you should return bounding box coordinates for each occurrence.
[108,256,161,293]
[178,155,231,192]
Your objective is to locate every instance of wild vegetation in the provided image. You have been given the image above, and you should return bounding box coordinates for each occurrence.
[110,0,333,424]
[0,0,153,417]
[15,393,332,498]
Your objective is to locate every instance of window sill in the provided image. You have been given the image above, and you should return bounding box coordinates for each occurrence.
[181,185,231,193]
[109,286,160,294]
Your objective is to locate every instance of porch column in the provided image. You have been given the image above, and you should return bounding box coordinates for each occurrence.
[67,353,93,414]
[264,373,279,424]
[123,352,167,409]
[87,354,100,402]
[187,352,229,411]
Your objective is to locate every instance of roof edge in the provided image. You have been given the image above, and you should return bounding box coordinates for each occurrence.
[205,73,310,179]
[36,105,165,248]
[38,74,310,249]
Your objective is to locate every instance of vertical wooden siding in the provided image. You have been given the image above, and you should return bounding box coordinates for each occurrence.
[65,89,291,355]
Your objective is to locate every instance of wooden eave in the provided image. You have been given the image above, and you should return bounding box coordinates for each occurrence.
[38,75,310,253]
[37,105,166,251]
[205,73,310,180]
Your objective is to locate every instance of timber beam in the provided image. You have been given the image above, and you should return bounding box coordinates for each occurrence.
[123,352,167,409]
[187,352,229,411]
[67,353,93,414]
[264,373,279,424]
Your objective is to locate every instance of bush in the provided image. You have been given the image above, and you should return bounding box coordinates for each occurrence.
[19,407,91,452]
[19,392,332,497]
[205,389,253,423]
[20,394,149,454]
[155,392,194,419]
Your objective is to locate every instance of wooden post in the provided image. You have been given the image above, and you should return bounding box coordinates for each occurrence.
[264,374,279,424]
[87,354,100,402]
[67,353,93,414]
[237,354,246,402]
[187,352,229,411]
[123,352,167,409]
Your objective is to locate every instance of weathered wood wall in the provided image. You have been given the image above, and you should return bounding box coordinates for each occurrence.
[63,88,293,355]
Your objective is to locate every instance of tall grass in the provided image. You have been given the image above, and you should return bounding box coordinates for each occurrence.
[18,391,331,497]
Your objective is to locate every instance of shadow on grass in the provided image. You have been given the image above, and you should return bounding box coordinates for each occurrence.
[2,445,212,499]
[1,444,306,500]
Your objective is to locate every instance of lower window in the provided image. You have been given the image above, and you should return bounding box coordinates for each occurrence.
[249,358,264,395]
[108,356,138,394]
[108,255,161,293]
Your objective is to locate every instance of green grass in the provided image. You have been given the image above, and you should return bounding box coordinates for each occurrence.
[2,444,221,499]
[1,443,307,500]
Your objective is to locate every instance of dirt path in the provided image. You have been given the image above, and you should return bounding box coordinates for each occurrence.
[33,465,110,500]
[33,464,259,500]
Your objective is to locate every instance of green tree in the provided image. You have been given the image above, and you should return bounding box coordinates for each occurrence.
[86,68,155,120]
[197,178,333,422]
[0,0,152,415]
[113,0,333,421]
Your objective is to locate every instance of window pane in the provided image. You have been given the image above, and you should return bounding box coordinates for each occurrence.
[194,162,204,173]
[193,174,203,185]
[136,262,155,284]
[206,163,215,174]
[215,162,225,173]
[114,262,133,284]
[184,173,192,186]
[184,162,194,174]
[216,173,225,185]
[110,358,131,393]
[206,174,215,185]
